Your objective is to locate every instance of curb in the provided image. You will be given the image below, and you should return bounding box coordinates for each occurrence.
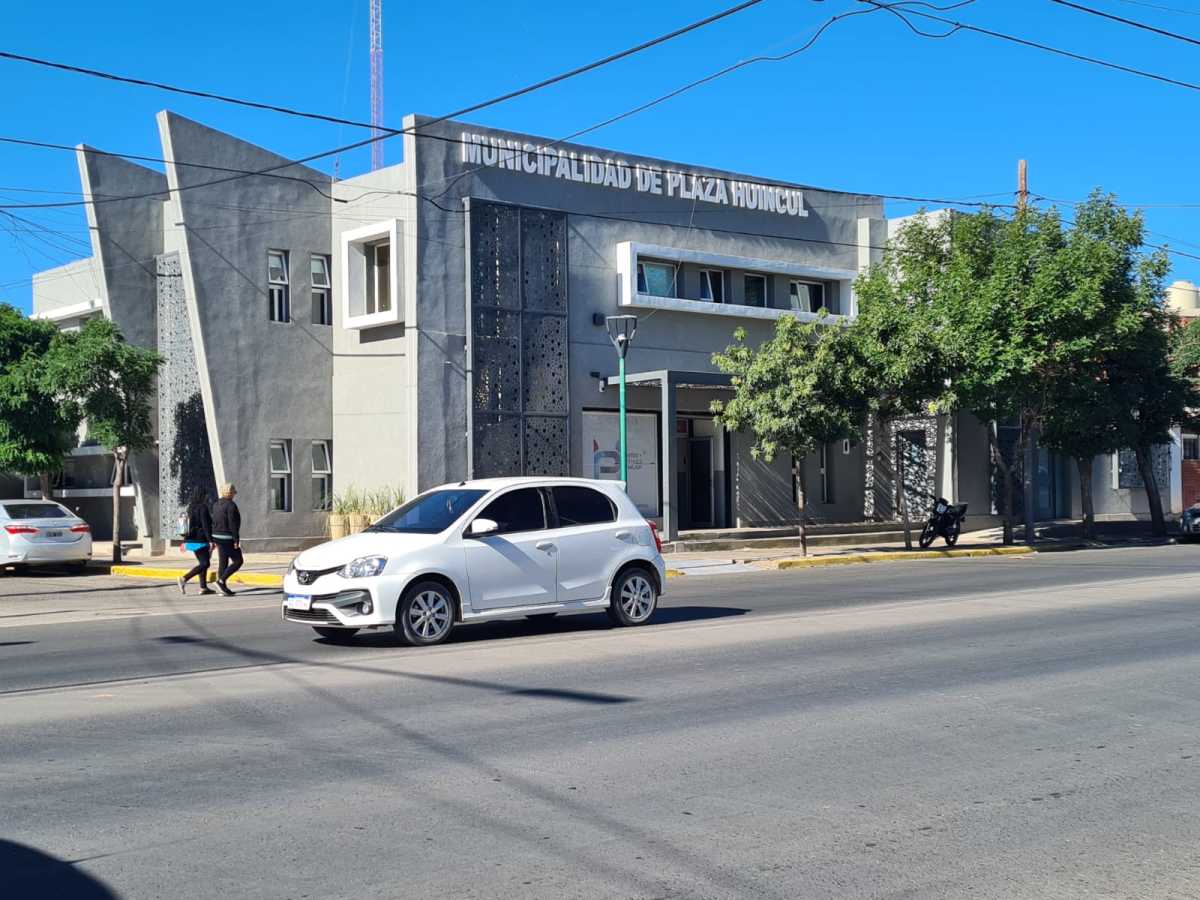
[109,565,283,588]
[776,545,1035,570]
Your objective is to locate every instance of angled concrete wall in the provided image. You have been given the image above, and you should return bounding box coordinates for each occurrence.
[158,112,333,549]
[77,148,166,540]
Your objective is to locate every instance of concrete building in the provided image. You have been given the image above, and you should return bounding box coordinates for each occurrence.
[21,112,1180,549]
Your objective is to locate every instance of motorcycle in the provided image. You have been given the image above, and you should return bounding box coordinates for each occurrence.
[919,497,968,548]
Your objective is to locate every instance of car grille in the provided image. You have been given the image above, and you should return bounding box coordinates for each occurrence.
[283,606,338,623]
[293,565,341,586]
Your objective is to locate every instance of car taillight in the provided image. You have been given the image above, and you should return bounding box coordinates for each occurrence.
[647,520,663,554]
[70,524,90,533]
[4,525,37,535]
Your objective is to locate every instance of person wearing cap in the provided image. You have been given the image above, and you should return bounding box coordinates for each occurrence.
[210,482,243,596]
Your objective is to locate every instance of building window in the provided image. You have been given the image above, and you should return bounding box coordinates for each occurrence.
[744,274,767,308]
[311,440,332,511]
[789,279,826,313]
[637,261,677,298]
[699,269,725,303]
[367,242,391,314]
[269,439,292,512]
[268,251,290,322]
[311,255,332,325]
[842,438,852,455]
[1185,434,1200,460]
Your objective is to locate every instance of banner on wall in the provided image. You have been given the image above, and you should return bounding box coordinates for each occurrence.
[581,411,660,517]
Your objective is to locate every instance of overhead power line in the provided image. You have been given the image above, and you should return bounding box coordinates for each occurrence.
[1048,0,1200,47]
[0,0,768,211]
[859,0,1200,92]
[0,0,766,140]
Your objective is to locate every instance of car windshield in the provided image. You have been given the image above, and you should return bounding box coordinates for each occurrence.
[2,502,70,520]
[366,489,487,534]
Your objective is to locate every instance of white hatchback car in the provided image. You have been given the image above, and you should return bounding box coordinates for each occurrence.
[282,477,666,645]
[0,500,93,572]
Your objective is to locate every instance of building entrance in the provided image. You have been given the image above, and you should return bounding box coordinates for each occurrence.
[674,416,724,530]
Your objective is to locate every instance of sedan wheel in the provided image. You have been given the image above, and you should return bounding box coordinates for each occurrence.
[607,568,658,627]
[397,581,455,646]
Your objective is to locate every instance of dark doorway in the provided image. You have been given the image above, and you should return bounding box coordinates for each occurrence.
[688,437,714,527]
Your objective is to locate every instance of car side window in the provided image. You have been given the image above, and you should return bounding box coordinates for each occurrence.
[478,488,547,535]
[552,486,616,527]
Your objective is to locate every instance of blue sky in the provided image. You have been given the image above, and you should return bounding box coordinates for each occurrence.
[2,0,1199,312]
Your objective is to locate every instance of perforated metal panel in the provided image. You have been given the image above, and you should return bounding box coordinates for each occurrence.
[470,202,569,478]
[156,253,216,532]
[863,415,937,521]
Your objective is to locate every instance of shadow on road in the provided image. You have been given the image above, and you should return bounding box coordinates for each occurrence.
[2,839,118,899]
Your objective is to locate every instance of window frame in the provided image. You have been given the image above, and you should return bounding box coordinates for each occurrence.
[342,219,403,330]
[699,268,725,303]
[476,487,548,536]
[268,250,290,323]
[788,279,826,314]
[367,241,391,315]
[743,273,768,308]
[269,439,293,513]
[311,440,332,512]
[310,254,332,326]
[1184,434,1200,461]
[636,260,678,298]
[548,485,617,529]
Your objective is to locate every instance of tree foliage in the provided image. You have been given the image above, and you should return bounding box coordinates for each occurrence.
[0,303,80,490]
[711,314,870,554]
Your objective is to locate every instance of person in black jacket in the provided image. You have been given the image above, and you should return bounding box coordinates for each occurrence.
[178,487,215,595]
[211,482,243,596]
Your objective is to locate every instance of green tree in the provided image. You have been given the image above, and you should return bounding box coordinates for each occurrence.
[46,318,162,563]
[711,314,870,556]
[0,303,80,497]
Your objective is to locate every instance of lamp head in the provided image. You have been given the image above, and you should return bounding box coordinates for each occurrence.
[605,315,638,359]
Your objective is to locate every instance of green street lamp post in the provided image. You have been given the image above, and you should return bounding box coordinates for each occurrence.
[605,315,638,483]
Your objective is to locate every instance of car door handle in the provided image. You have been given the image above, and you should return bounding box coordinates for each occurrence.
[536,541,556,553]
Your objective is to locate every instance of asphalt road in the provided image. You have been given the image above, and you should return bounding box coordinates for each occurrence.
[4,545,1200,899]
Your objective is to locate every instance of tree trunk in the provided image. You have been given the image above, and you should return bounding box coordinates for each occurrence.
[1075,456,1096,541]
[897,435,913,550]
[987,421,1015,545]
[111,453,125,564]
[1021,417,1038,545]
[796,461,809,558]
[39,472,52,500]
[1135,445,1167,537]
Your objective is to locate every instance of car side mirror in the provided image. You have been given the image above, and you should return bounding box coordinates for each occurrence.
[467,518,499,538]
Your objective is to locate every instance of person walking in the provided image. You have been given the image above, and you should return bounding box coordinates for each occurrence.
[178,487,215,595]
[211,482,243,596]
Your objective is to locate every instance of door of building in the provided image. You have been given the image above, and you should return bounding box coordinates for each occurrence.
[688,437,714,527]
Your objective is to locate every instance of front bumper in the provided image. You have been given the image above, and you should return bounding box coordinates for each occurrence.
[281,574,391,628]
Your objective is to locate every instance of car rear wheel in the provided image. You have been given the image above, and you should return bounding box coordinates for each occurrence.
[312,626,359,643]
[396,581,455,646]
[607,567,658,627]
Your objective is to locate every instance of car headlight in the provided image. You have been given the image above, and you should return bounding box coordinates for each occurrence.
[287,558,297,575]
[339,556,387,578]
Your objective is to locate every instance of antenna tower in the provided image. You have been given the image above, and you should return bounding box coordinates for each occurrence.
[370,0,384,170]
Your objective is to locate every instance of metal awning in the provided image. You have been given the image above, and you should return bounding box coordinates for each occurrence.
[603,369,733,390]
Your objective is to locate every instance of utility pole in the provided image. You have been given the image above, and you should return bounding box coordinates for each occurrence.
[370,0,384,171]
[1017,158,1037,544]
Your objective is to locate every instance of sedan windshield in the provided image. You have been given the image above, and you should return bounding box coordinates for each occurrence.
[366,489,486,534]
[2,502,71,520]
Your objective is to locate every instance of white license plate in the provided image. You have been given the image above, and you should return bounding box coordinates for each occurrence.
[46,530,62,538]
[285,595,312,611]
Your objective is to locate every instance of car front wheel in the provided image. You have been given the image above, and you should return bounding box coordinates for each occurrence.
[396,581,456,646]
[607,567,658,627]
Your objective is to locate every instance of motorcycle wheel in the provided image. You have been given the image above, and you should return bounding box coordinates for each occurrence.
[945,520,961,547]
[919,521,937,549]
